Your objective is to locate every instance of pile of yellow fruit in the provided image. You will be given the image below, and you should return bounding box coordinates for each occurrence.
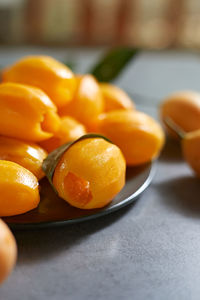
[3,56,200,285]
[0,55,165,216]
[0,55,165,284]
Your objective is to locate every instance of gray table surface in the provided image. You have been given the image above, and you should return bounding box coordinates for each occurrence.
[1,47,200,300]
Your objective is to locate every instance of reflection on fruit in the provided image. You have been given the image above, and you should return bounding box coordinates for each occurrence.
[52,137,126,209]
[100,83,135,112]
[0,82,60,142]
[2,55,76,108]
[39,116,86,153]
[59,75,103,130]
[160,91,200,138]
[0,219,17,284]
[0,136,47,180]
[0,160,40,216]
[97,110,165,166]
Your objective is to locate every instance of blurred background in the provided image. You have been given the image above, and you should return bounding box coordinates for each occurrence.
[0,0,200,49]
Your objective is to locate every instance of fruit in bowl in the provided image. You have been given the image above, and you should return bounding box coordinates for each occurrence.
[50,135,126,209]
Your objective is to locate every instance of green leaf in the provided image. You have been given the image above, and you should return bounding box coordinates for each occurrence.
[42,134,113,191]
[90,47,139,82]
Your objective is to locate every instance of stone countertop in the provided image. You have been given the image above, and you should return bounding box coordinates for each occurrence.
[1,47,200,300]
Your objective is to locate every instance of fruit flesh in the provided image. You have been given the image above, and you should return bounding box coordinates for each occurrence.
[64,172,93,207]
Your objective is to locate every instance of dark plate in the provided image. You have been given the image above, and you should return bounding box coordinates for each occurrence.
[3,162,155,229]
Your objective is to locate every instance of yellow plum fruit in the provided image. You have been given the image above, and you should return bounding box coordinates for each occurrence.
[53,137,126,209]
[0,161,40,217]
[160,91,200,138]
[59,75,103,130]
[0,82,61,142]
[100,83,135,112]
[2,55,76,108]
[97,110,165,166]
[182,130,200,177]
[0,136,47,180]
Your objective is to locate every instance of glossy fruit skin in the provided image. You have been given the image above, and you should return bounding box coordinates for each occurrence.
[160,91,200,138]
[97,110,165,166]
[59,75,104,130]
[2,55,76,108]
[182,130,200,177]
[0,160,40,217]
[40,116,86,153]
[0,219,17,284]
[0,136,47,180]
[53,137,126,209]
[0,82,61,142]
[100,83,135,112]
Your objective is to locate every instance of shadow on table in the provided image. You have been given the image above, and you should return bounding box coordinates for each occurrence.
[155,175,200,217]
[159,137,182,162]
[13,203,135,266]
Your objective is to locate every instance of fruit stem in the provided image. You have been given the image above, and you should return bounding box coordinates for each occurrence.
[164,117,185,139]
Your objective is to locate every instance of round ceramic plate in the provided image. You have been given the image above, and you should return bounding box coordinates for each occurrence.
[3,162,155,229]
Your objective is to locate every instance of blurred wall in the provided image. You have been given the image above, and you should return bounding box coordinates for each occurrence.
[0,0,199,49]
